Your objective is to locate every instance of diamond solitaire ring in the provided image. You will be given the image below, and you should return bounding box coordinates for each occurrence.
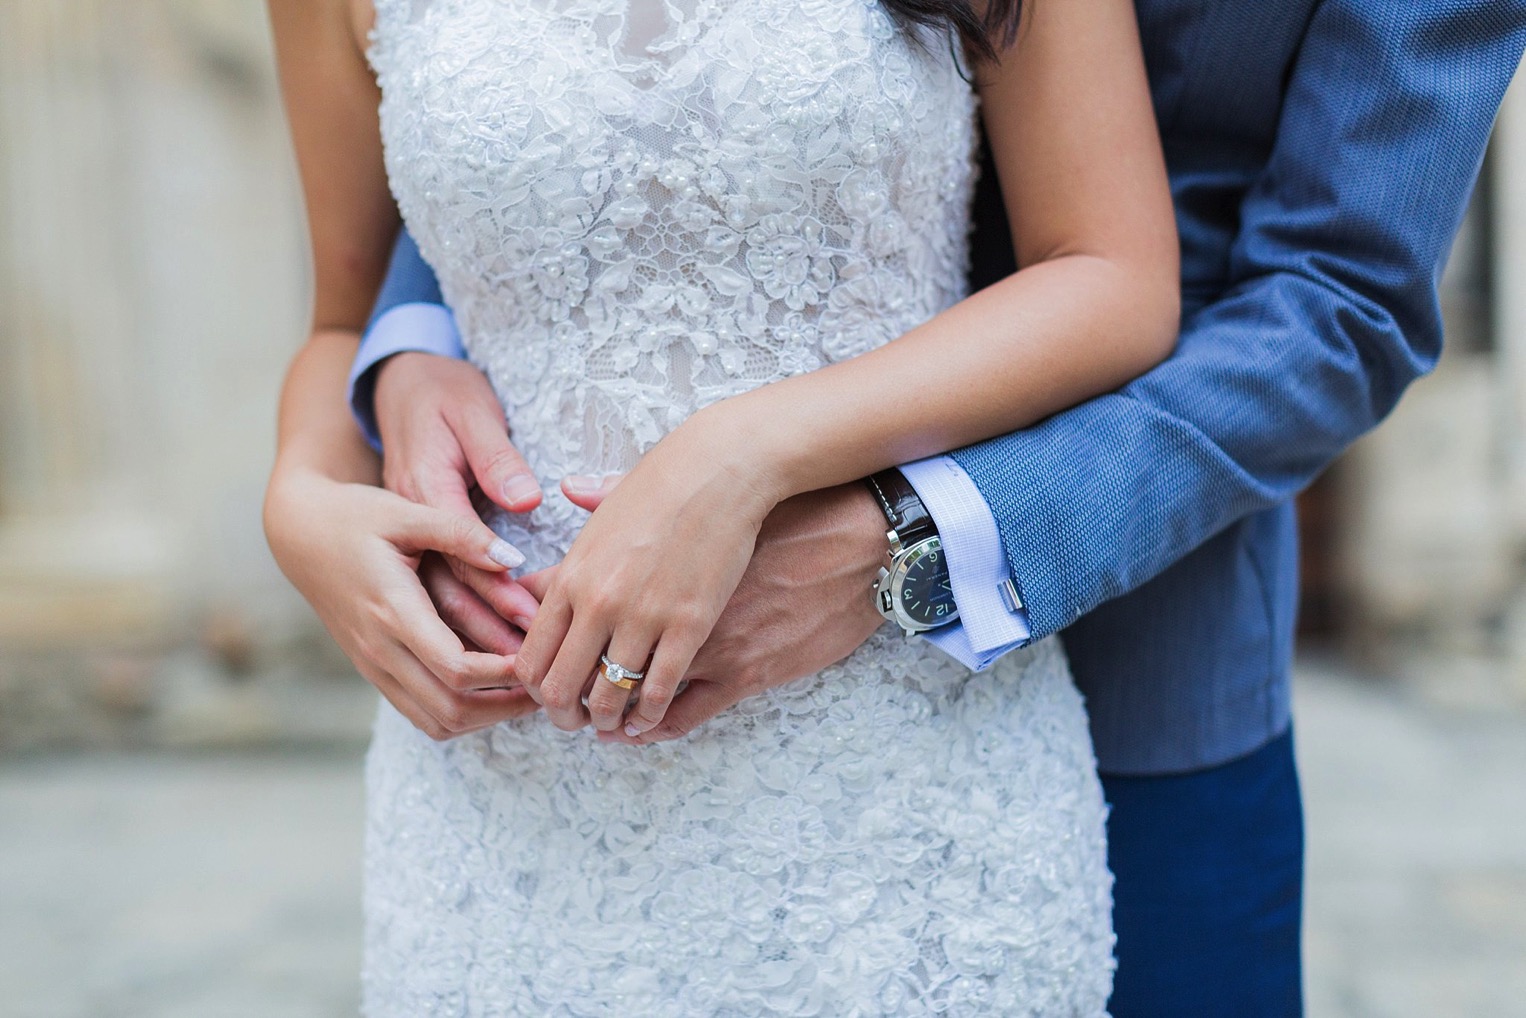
[598,655,645,690]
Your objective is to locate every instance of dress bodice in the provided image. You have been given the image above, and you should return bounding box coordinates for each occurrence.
[371,0,978,554]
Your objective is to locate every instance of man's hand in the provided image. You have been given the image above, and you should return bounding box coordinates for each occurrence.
[519,476,888,743]
[374,351,543,639]
[376,352,542,516]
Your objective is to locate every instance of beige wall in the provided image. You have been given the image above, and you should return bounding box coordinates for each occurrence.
[1338,68,1526,692]
[0,0,311,652]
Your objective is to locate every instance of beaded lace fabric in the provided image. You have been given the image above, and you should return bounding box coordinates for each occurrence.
[365,0,1114,1012]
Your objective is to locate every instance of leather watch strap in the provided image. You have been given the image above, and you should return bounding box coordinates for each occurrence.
[866,469,937,546]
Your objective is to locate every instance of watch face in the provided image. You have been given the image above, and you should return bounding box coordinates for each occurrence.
[894,538,958,629]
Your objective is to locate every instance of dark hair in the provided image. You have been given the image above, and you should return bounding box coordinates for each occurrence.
[880,0,1025,63]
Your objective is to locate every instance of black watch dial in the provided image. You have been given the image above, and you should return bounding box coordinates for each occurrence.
[897,539,958,628]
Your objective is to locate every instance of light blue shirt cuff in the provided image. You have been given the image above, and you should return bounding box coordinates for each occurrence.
[898,455,1032,671]
[347,302,466,452]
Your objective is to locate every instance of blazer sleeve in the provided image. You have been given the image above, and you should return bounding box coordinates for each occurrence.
[347,228,465,448]
[368,227,447,327]
[949,0,1526,640]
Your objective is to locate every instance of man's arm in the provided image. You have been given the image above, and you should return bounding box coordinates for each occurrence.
[347,229,465,450]
[953,0,1526,639]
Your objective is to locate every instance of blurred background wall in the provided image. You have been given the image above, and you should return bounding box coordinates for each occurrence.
[2,0,1523,750]
[0,0,365,750]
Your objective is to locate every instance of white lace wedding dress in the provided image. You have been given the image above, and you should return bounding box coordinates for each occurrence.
[363,0,1114,1012]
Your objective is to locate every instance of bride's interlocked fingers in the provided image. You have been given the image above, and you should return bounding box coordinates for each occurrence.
[593,481,888,746]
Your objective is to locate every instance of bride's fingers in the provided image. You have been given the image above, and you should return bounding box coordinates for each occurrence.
[584,630,653,732]
[632,679,743,744]
[583,674,631,733]
[379,639,532,735]
[391,502,525,572]
[621,635,702,737]
[513,594,571,702]
[412,634,519,695]
[537,615,611,731]
[388,579,519,692]
[595,679,736,746]
[421,556,531,656]
[356,659,497,741]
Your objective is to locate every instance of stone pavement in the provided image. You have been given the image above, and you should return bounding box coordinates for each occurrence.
[1296,659,1526,1017]
[0,753,364,1018]
[1,663,1523,1017]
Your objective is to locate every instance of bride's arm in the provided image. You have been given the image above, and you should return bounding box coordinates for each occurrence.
[518,0,1179,734]
[264,0,541,738]
[711,0,1178,493]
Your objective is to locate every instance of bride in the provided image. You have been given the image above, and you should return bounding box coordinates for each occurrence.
[263,0,1178,1012]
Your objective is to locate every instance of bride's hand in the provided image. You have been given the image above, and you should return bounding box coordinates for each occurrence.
[513,406,782,734]
[264,468,539,740]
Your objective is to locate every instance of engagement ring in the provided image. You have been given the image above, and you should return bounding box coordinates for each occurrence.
[598,655,645,690]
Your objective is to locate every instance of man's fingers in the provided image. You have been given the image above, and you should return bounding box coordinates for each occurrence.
[517,565,557,603]
[455,403,542,513]
[393,503,525,572]
[404,464,481,521]
[420,556,527,657]
[448,563,543,632]
[560,473,625,512]
[635,679,744,744]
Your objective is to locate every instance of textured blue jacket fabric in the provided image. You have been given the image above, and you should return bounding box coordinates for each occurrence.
[366,1,1526,775]
[953,0,1524,773]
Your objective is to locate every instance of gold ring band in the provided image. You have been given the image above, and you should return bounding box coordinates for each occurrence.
[599,655,644,690]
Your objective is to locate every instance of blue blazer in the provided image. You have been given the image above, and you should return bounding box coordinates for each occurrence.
[364,1,1526,775]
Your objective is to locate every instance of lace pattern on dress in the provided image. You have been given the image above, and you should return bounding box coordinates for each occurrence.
[363,0,1115,1012]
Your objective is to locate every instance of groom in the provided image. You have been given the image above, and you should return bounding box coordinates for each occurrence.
[340,3,1524,1015]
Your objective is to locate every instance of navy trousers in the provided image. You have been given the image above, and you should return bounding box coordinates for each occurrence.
[1101,730,1305,1017]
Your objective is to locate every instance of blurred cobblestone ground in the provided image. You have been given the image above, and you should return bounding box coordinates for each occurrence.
[1,660,1523,1017]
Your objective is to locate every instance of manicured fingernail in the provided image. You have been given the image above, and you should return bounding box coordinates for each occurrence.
[502,473,540,507]
[511,615,534,632]
[624,723,643,737]
[488,539,525,569]
[564,474,601,495]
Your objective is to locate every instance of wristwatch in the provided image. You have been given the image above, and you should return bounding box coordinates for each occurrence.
[866,469,959,636]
